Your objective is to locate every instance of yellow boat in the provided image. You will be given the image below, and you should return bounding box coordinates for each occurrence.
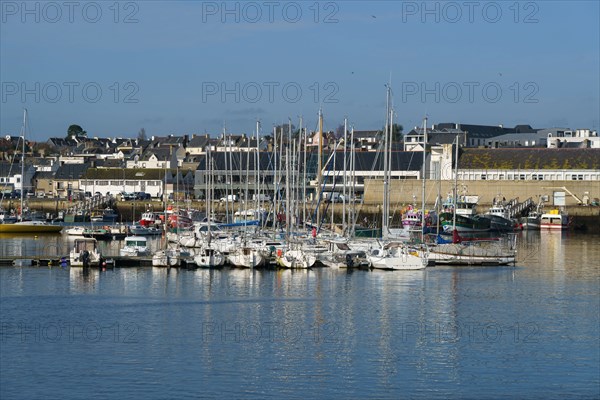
[0,221,63,234]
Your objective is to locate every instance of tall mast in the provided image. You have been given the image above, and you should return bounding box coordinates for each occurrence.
[421,116,428,242]
[350,124,356,237]
[316,109,323,228]
[20,109,27,220]
[342,117,347,234]
[302,124,307,227]
[453,134,459,230]
[382,86,390,239]
[255,120,260,212]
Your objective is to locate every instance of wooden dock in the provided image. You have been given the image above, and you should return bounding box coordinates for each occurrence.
[0,256,162,268]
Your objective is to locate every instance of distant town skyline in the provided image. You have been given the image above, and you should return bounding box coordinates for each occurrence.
[1,1,598,140]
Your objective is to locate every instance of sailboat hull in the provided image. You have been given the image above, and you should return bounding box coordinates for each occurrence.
[0,223,63,234]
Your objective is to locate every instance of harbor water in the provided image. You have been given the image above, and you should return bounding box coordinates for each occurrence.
[1,231,599,399]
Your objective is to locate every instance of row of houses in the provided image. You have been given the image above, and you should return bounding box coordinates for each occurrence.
[1,122,599,201]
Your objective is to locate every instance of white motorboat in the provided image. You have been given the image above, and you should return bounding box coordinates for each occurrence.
[540,209,569,230]
[69,238,102,267]
[120,236,149,256]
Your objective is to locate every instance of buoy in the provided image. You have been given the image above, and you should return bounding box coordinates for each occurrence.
[277,249,283,257]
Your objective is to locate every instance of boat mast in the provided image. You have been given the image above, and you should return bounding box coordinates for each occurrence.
[302,122,307,227]
[452,134,459,230]
[382,86,391,239]
[421,116,428,242]
[20,109,26,220]
[255,120,260,212]
[350,125,356,237]
[316,109,323,229]
[342,117,347,235]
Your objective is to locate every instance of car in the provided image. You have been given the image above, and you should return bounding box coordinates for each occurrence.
[219,195,239,203]
[135,192,151,200]
[119,192,137,201]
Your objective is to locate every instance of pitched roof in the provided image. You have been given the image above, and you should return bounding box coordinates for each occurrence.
[54,163,90,179]
[458,148,600,170]
[83,168,179,180]
[188,135,211,148]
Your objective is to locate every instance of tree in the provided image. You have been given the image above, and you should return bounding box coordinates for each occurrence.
[138,128,147,141]
[335,124,346,139]
[273,123,296,143]
[67,124,86,139]
[32,142,56,157]
[382,123,403,142]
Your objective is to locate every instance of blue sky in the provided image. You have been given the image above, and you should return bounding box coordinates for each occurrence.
[1,1,598,141]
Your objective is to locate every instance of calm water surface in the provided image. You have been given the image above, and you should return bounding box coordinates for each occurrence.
[1,231,599,399]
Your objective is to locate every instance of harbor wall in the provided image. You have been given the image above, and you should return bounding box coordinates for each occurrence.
[363,179,600,207]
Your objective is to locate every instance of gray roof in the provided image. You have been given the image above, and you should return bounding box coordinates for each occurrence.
[54,163,90,179]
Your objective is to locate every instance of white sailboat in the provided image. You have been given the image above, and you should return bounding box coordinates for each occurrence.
[367,87,427,270]
[192,150,225,268]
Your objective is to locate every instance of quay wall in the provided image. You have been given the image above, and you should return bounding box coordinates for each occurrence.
[364,179,600,207]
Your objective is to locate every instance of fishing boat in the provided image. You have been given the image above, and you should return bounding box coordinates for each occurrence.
[479,202,516,232]
[439,195,490,233]
[139,210,161,227]
[129,223,162,236]
[102,207,119,223]
[540,209,569,230]
[520,210,541,230]
[90,211,103,222]
[120,236,149,256]
[69,238,102,267]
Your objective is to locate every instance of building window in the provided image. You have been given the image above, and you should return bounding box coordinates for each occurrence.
[578,174,583,180]
[520,174,525,180]
[481,174,486,180]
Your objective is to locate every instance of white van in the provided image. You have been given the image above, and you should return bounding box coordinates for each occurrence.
[219,194,239,203]
[252,194,272,202]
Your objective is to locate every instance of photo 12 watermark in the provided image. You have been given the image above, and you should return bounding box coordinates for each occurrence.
[400,81,539,104]
[1,321,140,343]
[200,1,339,24]
[399,321,540,344]
[1,1,139,24]
[201,81,339,104]
[1,81,140,104]
[202,320,340,344]
[400,1,539,24]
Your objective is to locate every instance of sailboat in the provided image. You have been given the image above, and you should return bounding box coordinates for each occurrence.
[366,87,427,270]
[193,150,226,268]
[0,110,62,234]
